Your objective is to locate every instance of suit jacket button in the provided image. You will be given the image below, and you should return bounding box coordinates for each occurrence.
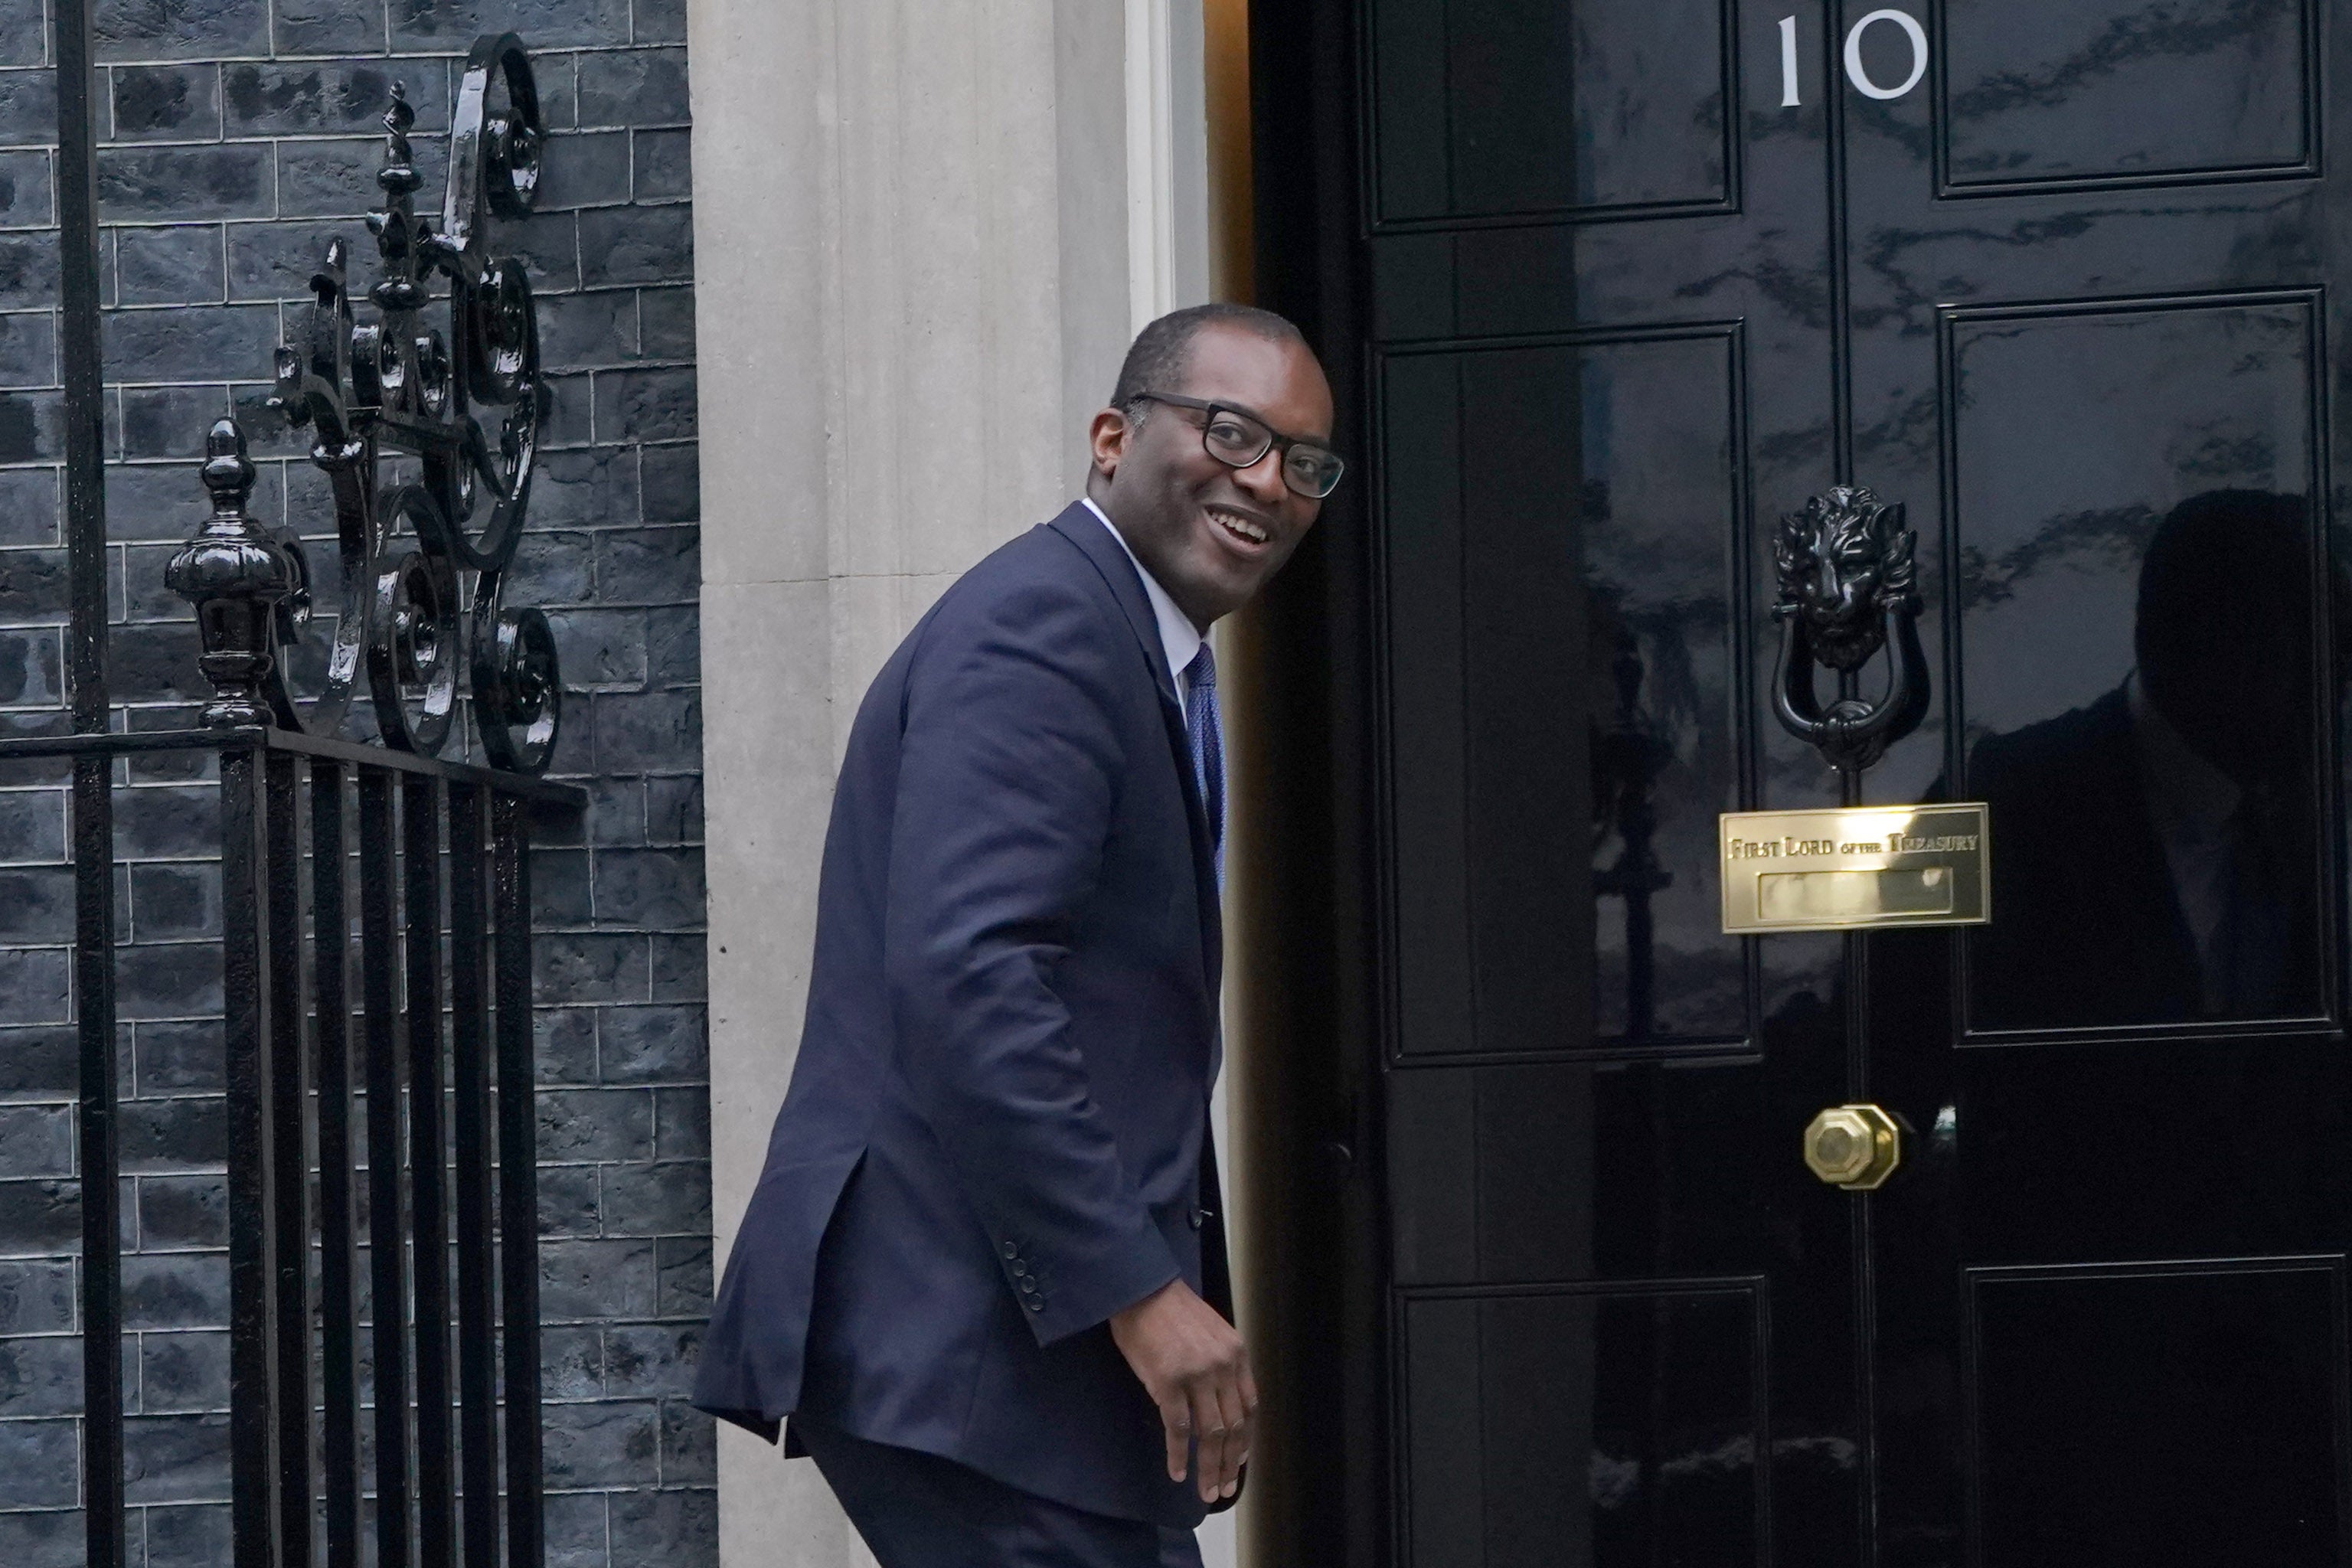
[1001,1241,1019,1259]
[1026,1298,1046,1312]
[1018,1277,1037,1294]
[1010,1259,1028,1276]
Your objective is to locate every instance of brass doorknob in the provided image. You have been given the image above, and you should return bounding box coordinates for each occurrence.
[1804,1104,1902,1190]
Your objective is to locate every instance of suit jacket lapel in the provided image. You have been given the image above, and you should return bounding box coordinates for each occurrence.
[1049,504,1179,707]
[1046,505,1224,998]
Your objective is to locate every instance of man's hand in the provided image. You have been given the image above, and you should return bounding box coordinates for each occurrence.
[1109,1277,1256,1503]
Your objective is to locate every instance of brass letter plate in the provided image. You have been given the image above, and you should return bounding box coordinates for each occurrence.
[1719,804,1989,933]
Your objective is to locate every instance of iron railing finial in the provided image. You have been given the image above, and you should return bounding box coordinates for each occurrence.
[166,419,302,729]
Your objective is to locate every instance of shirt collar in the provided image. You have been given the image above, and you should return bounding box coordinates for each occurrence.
[1083,496,1204,699]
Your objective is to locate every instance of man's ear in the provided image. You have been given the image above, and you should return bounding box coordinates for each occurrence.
[1088,407,1130,481]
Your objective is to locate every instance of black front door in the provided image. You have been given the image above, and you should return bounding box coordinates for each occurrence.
[1259,0,2352,1560]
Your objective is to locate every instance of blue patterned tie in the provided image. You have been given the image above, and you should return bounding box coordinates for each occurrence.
[1184,644,1225,887]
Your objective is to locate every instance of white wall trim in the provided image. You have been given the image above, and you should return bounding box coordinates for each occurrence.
[1125,0,1212,333]
[1125,0,1177,331]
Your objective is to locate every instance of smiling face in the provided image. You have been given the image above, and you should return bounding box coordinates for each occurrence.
[1086,322,1335,629]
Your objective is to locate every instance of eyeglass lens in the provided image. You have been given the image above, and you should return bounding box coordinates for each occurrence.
[1201,408,1344,498]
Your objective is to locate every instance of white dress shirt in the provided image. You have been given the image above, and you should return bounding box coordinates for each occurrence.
[1083,496,1204,720]
[2127,668,2243,1011]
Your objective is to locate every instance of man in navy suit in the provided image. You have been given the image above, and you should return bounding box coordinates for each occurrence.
[694,303,1342,1565]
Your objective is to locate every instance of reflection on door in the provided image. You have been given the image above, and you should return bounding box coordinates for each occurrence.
[1948,299,2334,1032]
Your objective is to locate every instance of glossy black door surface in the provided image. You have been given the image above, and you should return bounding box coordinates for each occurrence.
[1855,2,2352,1562]
[1308,0,2352,1563]
[1368,2,1860,1562]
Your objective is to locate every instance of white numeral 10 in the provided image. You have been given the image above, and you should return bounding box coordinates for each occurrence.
[1779,10,1929,106]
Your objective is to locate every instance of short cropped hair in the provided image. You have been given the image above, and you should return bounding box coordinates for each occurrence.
[1109,303,1309,425]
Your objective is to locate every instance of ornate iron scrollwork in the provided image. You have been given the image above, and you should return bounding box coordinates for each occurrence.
[1769,485,1930,779]
[172,33,562,774]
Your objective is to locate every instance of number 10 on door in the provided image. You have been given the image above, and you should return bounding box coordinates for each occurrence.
[1781,10,1929,106]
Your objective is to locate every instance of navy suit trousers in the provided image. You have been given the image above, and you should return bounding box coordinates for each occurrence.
[796,1416,1204,1568]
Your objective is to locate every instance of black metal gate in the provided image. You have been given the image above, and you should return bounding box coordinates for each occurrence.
[48,4,584,1565]
[54,733,569,1568]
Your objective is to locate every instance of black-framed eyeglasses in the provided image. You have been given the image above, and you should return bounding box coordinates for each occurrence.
[1132,392,1347,499]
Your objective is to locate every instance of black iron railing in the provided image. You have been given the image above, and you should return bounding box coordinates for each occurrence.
[24,727,571,1568]
[47,2,584,1563]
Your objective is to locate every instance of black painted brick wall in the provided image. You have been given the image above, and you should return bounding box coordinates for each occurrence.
[0,2,710,1564]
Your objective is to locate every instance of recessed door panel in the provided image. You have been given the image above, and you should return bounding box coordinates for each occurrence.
[1370,0,1734,226]
[1401,1282,1762,1568]
[1966,1259,2350,1560]
[1383,331,1746,1059]
[1940,0,2315,193]
[1943,294,2331,1033]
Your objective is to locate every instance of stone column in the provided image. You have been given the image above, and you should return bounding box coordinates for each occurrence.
[687,1,1224,1563]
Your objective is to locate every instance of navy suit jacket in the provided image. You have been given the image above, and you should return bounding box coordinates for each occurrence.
[694,503,1231,1528]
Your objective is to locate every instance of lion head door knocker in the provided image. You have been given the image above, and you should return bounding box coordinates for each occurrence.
[1771,485,1931,781]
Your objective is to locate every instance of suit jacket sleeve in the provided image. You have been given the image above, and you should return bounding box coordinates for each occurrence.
[883,573,1184,1347]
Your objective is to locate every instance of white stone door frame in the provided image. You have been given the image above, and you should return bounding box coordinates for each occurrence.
[1126,0,1211,332]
